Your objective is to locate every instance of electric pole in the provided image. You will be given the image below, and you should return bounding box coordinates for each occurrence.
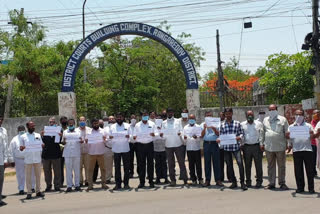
[82,0,88,114]
[216,29,224,111]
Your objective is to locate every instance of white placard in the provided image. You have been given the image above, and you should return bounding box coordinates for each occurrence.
[87,133,104,144]
[155,119,163,128]
[162,128,179,136]
[289,126,310,139]
[65,132,81,142]
[205,117,220,128]
[25,139,42,152]
[193,127,202,136]
[112,131,128,140]
[44,126,61,136]
[219,134,237,146]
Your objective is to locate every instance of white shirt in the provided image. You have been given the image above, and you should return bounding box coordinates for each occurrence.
[20,132,43,164]
[63,129,82,158]
[86,128,107,155]
[241,120,264,145]
[77,127,91,154]
[109,123,130,153]
[162,118,183,148]
[0,127,11,165]
[129,125,136,143]
[134,121,156,144]
[9,135,25,159]
[289,122,313,152]
[183,124,201,151]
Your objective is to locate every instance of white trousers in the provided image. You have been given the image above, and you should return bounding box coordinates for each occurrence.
[65,157,81,188]
[15,158,35,191]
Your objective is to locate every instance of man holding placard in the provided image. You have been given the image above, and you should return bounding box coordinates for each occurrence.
[162,108,188,186]
[200,111,223,187]
[86,118,108,191]
[108,112,131,190]
[78,116,91,187]
[183,114,203,185]
[133,110,156,188]
[287,110,315,193]
[41,117,62,192]
[128,114,138,178]
[218,108,247,190]
[20,121,45,199]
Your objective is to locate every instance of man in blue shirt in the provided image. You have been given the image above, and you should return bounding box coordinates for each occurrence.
[200,111,223,187]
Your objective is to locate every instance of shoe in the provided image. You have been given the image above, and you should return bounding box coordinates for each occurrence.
[123,185,130,190]
[309,189,315,194]
[80,183,84,187]
[32,189,35,193]
[86,187,93,192]
[75,187,81,191]
[138,183,145,189]
[85,182,89,186]
[296,189,304,193]
[101,185,109,190]
[216,181,224,187]
[255,183,262,188]
[54,187,61,192]
[192,180,197,185]
[241,183,248,191]
[202,181,210,187]
[19,190,25,195]
[45,187,52,192]
[0,201,7,207]
[169,181,176,187]
[184,180,189,186]
[199,180,204,185]
[36,192,45,197]
[1,195,6,199]
[164,179,170,184]
[149,182,155,188]
[265,184,275,190]
[113,185,121,191]
[246,183,252,188]
[280,184,289,190]
[106,180,111,184]
[65,187,72,193]
[155,179,161,185]
[26,194,32,200]
[229,182,237,189]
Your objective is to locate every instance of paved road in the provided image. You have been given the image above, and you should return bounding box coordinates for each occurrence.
[1,160,319,214]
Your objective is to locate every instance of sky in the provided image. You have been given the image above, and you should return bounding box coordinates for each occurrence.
[0,0,313,79]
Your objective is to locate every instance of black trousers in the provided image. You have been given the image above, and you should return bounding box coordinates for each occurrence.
[187,150,203,182]
[93,161,99,182]
[243,144,263,185]
[129,143,139,176]
[293,151,314,191]
[60,156,65,186]
[311,145,318,176]
[136,142,154,184]
[114,152,130,186]
[220,148,232,181]
[154,151,168,180]
[224,150,245,183]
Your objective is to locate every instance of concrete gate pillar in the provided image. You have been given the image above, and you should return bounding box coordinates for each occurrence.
[58,92,77,119]
[186,89,200,118]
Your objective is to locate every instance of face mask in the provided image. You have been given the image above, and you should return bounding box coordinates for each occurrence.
[50,124,56,127]
[130,119,136,125]
[269,110,278,120]
[93,126,99,130]
[79,121,86,127]
[61,121,67,126]
[116,119,123,125]
[19,131,25,136]
[295,115,304,125]
[247,115,254,123]
[258,114,265,121]
[28,128,35,133]
[68,125,75,131]
[181,113,188,118]
[103,122,109,127]
[142,116,149,121]
[99,124,104,128]
[189,119,196,125]
[161,114,167,120]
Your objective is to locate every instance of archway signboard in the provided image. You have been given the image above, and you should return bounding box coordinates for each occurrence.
[59,22,200,119]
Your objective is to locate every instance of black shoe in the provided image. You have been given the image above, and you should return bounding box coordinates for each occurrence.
[123,185,130,190]
[45,187,52,192]
[36,192,45,197]
[241,183,248,191]
[32,189,35,193]
[85,182,89,186]
[86,187,93,192]
[265,184,275,190]
[202,181,210,187]
[309,189,315,194]
[65,187,72,193]
[229,182,237,189]
[246,183,252,188]
[106,180,111,184]
[255,183,262,188]
[138,183,145,189]
[155,179,161,185]
[0,201,7,207]
[26,194,32,200]
[280,184,289,190]
[113,185,121,191]
[169,181,176,187]
[54,187,61,192]
[296,189,304,193]
[1,195,6,199]
[149,182,155,188]
[164,179,170,184]
[75,187,81,191]
[19,190,25,195]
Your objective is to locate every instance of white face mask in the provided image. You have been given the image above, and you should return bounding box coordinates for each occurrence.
[130,119,136,125]
[181,113,188,118]
[258,114,265,121]
[295,115,304,125]
[269,110,278,120]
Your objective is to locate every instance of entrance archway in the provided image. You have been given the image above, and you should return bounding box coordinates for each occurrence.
[58,22,200,119]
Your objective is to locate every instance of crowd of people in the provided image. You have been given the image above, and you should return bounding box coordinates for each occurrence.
[0,104,319,207]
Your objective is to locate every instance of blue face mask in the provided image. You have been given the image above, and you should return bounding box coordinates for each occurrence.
[189,119,196,125]
[19,131,25,136]
[68,126,75,131]
[79,122,86,127]
[142,116,149,121]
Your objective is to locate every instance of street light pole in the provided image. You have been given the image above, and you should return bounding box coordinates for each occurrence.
[82,0,88,113]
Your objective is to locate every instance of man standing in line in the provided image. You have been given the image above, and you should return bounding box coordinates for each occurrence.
[129,114,138,178]
[133,110,156,188]
[262,104,289,190]
[200,111,223,187]
[162,108,188,186]
[218,111,231,182]
[219,108,247,190]
[256,109,266,123]
[109,112,131,190]
[59,116,68,187]
[241,110,264,188]
[42,117,62,192]
[78,116,90,187]
[103,119,113,185]
[9,125,35,194]
[20,121,45,199]
[310,109,319,177]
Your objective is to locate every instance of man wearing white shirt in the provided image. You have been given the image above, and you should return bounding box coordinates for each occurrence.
[103,120,113,184]
[241,110,264,188]
[62,119,83,192]
[20,121,45,200]
[179,109,189,167]
[78,116,90,187]
[85,118,108,191]
[162,108,188,186]
[129,114,138,178]
[9,125,35,195]
[133,110,156,188]
[183,114,203,185]
[109,113,131,190]
[0,116,13,206]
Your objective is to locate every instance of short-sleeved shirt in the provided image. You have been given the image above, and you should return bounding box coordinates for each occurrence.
[20,132,43,164]
[220,120,244,152]
[289,122,313,152]
[109,123,130,153]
